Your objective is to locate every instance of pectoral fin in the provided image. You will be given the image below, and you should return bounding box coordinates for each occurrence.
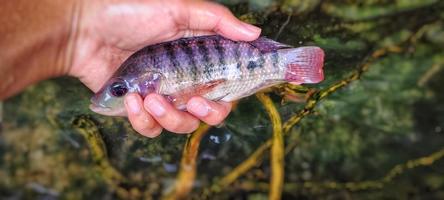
[166,79,227,110]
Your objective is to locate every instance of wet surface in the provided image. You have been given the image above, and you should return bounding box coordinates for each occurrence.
[2,0,444,199]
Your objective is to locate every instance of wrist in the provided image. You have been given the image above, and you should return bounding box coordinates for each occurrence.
[0,0,81,99]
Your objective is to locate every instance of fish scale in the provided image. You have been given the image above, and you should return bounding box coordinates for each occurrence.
[160,36,279,102]
[90,35,325,116]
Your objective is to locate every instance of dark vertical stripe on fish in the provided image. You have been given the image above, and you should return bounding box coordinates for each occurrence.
[178,40,198,81]
[234,42,241,69]
[135,46,154,75]
[247,61,260,70]
[246,44,259,71]
[165,43,181,78]
[215,38,226,71]
[271,50,280,73]
[152,45,164,70]
[197,39,213,79]
[257,48,266,68]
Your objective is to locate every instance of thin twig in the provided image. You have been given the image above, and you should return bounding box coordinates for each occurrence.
[235,146,444,193]
[283,46,401,133]
[274,14,292,40]
[72,115,130,198]
[417,62,443,87]
[213,140,272,192]
[256,93,284,200]
[163,124,211,200]
[210,46,396,194]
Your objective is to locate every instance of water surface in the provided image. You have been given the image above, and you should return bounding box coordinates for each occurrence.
[1,0,444,199]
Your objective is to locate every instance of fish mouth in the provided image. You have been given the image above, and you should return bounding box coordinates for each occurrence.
[89,96,127,116]
[89,104,110,115]
[89,104,127,116]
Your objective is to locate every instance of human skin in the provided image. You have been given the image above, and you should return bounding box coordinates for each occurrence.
[0,0,261,137]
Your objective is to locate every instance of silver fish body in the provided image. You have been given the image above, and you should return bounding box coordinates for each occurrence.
[90,35,324,116]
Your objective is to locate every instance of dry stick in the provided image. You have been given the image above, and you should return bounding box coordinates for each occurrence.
[211,46,395,193]
[72,116,130,198]
[274,14,292,40]
[417,62,443,87]
[167,103,240,199]
[212,139,272,193]
[283,46,400,132]
[163,124,211,200]
[256,93,284,200]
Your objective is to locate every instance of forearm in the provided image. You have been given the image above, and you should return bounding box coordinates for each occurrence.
[0,0,80,100]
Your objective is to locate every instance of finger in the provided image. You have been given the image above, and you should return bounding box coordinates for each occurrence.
[182,30,215,38]
[187,97,232,126]
[124,93,163,138]
[144,94,200,133]
[175,1,261,41]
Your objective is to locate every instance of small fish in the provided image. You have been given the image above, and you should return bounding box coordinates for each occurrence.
[90,35,324,116]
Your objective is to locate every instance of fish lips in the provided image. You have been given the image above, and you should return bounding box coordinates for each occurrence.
[89,95,127,116]
[89,104,127,116]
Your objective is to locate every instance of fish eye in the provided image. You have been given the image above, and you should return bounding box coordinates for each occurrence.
[110,82,128,97]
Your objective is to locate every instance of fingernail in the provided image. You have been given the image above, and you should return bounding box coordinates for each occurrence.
[241,22,261,35]
[146,96,166,117]
[188,99,209,117]
[125,95,140,115]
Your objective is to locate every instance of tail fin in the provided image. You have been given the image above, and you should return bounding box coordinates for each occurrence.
[281,47,325,84]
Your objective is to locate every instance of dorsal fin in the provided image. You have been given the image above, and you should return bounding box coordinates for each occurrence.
[249,37,292,53]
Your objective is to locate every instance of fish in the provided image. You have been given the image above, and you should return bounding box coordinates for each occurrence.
[90,35,325,116]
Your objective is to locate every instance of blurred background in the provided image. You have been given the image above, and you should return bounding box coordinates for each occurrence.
[1,0,444,199]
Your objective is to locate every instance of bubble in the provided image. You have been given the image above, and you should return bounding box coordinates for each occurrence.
[301,171,312,180]
[301,162,310,169]
[62,133,80,148]
[139,155,162,163]
[163,163,177,173]
[201,151,217,160]
[209,132,232,144]
[207,127,232,145]
[27,182,59,197]
[253,124,267,131]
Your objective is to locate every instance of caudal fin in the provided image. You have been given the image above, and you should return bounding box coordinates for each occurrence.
[282,47,325,84]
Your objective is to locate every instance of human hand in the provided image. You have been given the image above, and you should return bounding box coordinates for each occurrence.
[69,0,261,137]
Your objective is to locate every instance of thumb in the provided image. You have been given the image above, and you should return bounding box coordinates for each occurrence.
[174,0,261,41]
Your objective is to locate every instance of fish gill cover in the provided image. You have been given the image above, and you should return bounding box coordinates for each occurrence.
[1,0,444,199]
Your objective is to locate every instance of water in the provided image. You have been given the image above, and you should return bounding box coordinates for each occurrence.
[2,0,444,199]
